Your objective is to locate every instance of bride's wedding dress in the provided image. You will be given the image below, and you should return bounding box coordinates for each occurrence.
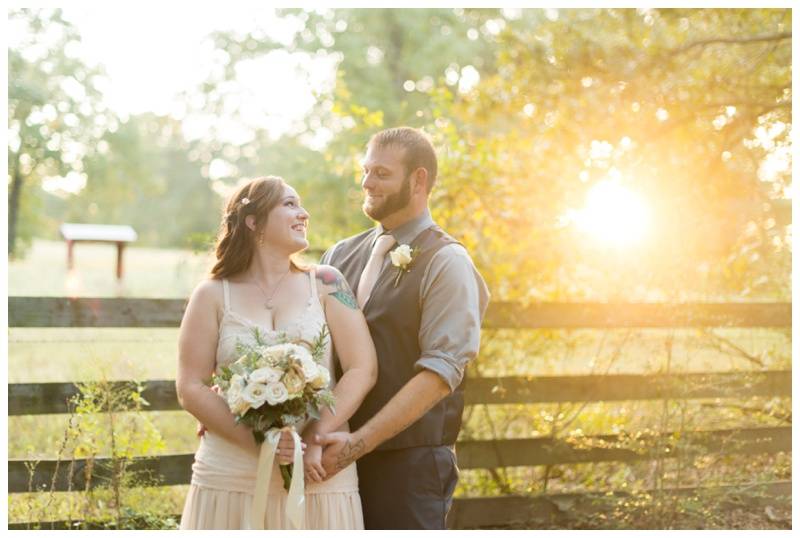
[179,268,363,529]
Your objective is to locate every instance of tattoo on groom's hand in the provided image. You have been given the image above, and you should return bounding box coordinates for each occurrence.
[335,438,366,471]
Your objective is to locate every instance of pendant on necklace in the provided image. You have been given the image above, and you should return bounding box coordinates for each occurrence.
[265,301,273,310]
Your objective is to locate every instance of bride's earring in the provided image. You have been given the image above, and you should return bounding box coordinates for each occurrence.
[258,232,265,246]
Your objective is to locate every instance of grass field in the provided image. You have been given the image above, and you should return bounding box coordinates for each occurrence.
[8,238,792,528]
[9,239,214,298]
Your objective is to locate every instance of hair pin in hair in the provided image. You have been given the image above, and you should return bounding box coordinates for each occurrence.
[241,197,251,205]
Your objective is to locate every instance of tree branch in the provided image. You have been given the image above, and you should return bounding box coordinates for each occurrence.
[700,329,765,367]
[671,32,792,57]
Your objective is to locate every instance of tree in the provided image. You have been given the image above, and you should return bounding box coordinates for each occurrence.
[8,8,111,256]
[68,113,219,248]
[429,8,791,300]
[188,8,515,245]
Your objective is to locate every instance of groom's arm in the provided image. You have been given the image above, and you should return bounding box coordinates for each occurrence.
[318,244,489,473]
[319,370,450,471]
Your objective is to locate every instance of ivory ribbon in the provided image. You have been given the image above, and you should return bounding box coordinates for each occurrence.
[249,427,305,529]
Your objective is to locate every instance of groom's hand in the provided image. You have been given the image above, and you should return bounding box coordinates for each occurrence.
[315,431,368,479]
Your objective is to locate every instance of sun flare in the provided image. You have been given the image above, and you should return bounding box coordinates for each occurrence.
[572,180,651,247]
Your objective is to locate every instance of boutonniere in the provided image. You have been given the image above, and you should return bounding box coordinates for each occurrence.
[390,244,420,287]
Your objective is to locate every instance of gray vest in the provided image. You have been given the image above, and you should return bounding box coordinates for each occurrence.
[328,225,465,451]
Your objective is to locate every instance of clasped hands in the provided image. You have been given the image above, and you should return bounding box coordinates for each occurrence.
[198,383,361,483]
[197,421,359,483]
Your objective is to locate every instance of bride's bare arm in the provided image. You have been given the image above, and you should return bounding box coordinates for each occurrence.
[175,279,258,456]
[303,265,377,441]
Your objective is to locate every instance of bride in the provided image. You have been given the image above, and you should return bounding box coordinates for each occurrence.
[176,176,377,529]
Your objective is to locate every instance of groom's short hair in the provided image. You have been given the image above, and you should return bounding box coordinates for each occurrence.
[368,127,438,193]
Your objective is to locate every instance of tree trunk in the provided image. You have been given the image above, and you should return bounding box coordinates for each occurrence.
[383,10,408,124]
[8,152,24,257]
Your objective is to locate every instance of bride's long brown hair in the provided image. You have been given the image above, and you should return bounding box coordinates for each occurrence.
[210,176,306,279]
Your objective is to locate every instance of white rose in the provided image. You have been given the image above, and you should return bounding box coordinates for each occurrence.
[228,394,250,415]
[310,365,331,389]
[241,382,270,409]
[227,394,246,413]
[390,244,413,267]
[257,347,280,367]
[298,356,319,381]
[264,382,289,405]
[286,344,313,363]
[249,366,283,385]
[227,374,246,399]
[225,374,250,414]
[262,343,307,364]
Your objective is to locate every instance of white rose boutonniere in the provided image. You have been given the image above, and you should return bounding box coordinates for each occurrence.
[390,244,421,287]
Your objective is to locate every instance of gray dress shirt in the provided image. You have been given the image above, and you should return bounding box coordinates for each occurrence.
[320,209,490,392]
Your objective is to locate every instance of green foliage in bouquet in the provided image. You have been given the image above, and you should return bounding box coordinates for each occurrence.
[211,324,335,445]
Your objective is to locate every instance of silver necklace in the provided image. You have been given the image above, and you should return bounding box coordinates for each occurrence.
[250,269,292,310]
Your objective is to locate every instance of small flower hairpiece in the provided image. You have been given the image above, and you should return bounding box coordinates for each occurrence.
[241,197,251,205]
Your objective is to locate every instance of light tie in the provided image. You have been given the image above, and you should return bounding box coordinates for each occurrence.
[356,233,396,308]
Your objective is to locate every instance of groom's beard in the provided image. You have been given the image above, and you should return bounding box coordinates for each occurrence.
[362,174,412,221]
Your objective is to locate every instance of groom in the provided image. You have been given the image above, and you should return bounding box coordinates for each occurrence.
[317,127,489,529]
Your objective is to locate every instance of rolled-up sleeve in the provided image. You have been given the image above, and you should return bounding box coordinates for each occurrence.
[415,244,490,392]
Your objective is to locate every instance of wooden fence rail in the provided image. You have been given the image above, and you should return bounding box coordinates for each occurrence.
[9,426,790,493]
[9,297,792,329]
[8,296,791,528]
[8,370,792,416]
[8,480,791,530]
[446,480,792,529]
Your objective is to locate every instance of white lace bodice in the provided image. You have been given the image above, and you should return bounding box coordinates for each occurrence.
[216,268,332,378]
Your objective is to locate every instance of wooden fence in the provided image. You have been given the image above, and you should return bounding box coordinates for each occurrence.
[8,297,792,529]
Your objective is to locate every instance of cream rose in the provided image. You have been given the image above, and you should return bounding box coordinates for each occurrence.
[287,344,313,363]
[283,370,305,397]
[228,394,250,415]
[256,347,281,367]
[263,343,312,363]
[241,382,270,409]
[310,366,331,389]
[264,382,289,405]
[227,374,246,400]
[298,356,319,381]
[249,366,282,385]
[390,244,413,267]
[226,375,249,414]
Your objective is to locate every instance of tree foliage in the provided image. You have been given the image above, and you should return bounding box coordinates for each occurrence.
[8,8,110,255]
[8,8,791,301]
[428,8,791,300]
[193,8,513,245]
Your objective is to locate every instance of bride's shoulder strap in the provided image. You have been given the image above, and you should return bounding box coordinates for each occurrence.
[309,266,318,298]
[221,278,231,312]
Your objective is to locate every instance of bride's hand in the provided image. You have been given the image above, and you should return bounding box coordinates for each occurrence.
[276,430,306,465]
[303,443,326,482]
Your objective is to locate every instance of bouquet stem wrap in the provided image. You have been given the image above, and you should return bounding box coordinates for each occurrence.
[249,426,305,529]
